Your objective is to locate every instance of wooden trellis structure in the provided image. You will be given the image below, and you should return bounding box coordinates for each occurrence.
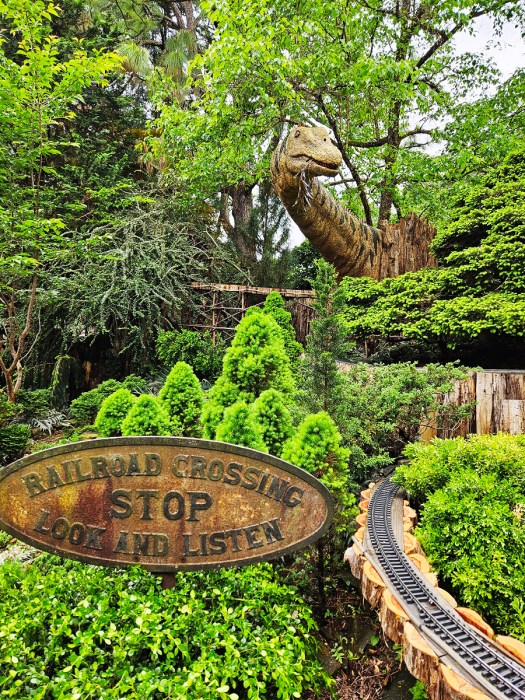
[188,282,315,344]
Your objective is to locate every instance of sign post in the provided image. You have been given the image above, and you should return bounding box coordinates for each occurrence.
[0,437,333,574]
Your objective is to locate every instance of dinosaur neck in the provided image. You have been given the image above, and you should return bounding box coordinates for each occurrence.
[271,149,387,278]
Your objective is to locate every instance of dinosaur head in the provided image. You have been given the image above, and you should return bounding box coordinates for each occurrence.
[284,125,342,176]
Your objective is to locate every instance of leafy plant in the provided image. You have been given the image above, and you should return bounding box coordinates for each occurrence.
[158,362,203,437]
[410,681,428,699]
[156,329,225,382]
[0,423,31,465]
[394,434,525,639]
[28,409,70,436]
[69,379,122,426]
[263,292,302,370]
[121,394,172,436]
[94,388,137,437]
[0,530,11,549]
[0,557,332,698]
[215,401,267,451]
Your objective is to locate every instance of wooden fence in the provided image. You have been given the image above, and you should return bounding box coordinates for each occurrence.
[420,370,525,441]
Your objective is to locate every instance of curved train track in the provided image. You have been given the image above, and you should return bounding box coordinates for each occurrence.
[365,479,525,700]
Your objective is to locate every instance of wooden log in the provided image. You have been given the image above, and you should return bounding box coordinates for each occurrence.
[379,588,409,644]
[361,488,371,500]
[404,531,423,555]
[354,526,366,543]
[403,621,440,690]
[361,560,386,608]
[455,608,494,639]
[356,513,367,527]
[359,499,370,512]
[403,505,418,526]
[409,553,431,574]
[439,664,492,700]
[436,587,458,608]
[495,635,525,665]
[423,571,439,587]
[344,544,365,581]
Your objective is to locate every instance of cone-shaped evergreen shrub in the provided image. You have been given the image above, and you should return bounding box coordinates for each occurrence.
[215,401,267,452]
[121,395,172,436]
[282,411,356,528]
[251,389,293,457]
[201,377,249,439]
[222,307,294,397]
[95,389,137,437]
[263,292,302,369]
[158,362,203,437]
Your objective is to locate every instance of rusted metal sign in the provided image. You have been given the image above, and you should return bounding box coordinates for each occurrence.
[0,437,333,571]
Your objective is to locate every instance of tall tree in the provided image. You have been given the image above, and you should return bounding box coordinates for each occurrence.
[151,0,525,227]
[0,0,119,401]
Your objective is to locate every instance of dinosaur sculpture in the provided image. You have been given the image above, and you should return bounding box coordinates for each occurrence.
[271,125,435,279]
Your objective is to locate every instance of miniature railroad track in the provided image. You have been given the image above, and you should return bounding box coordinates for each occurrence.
[365,478,525,700]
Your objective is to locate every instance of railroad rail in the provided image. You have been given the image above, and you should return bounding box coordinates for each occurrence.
[365,479,525,700]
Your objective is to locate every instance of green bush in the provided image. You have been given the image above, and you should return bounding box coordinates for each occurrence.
[15,388,52,420]
[69,379,122,425]
[282,412,356,530]
[263,292,302,369]
[121,394,172,436]
[156,329,225,381]
[202,377,245,439]
[158,362,203,437]
[94,389,137,437]
[394,434,525,639]
[0,557,331,699]
[0,423,32,466]
[215,401,267,452]
[121,374,149,395]
[251,389,293,457]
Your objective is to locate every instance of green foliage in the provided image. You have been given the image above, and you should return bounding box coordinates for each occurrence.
[94,389,137,437]
[263,292,302,370]
[121,394,172,437]
[251,389,293,458]
[282,412,356,529]
[15,389,52,420]
[286,241,322,290]
[299,260,357,417]
[158,362,203,437]
[0,423,31,465]
[394,434,525,639]
[0,557,331,698]
[121,375,149,395]
[223,308,294,397]
[215,401,267,452]
[203,308,294,438]
[0,530,11,549]
[69,380,122,426]
[156,329,225,381]
[341,148,525,354]
[201,377,246,440]
[410,681,428,700]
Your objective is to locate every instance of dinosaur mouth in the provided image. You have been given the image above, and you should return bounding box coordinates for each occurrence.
[294,155,340,172]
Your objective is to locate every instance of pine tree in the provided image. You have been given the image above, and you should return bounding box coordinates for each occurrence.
[251,389,293,457]
[263,292,303,369]
[94,389,136,437]
[158,362,203,437]
[121,395,172,436]
[215,401,267,452]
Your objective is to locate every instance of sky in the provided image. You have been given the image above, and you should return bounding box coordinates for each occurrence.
[286,18,525,248]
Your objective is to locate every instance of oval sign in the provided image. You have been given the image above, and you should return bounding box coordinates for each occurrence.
[0,437,333,571]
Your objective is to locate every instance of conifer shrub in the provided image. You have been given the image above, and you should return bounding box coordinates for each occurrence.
[156,329,225,381]
[69,379,122,425]
[222,307,294,397]
[94,389,137,437]
[251,389,293,457]
[263,292,303,369]
[158,362,203,437]
[215,401,267,451]
[121,395,172,436]
[201,377,247,439]
[282,412,356,529]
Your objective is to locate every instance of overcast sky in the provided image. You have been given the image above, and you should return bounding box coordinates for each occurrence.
[286,18,525,248]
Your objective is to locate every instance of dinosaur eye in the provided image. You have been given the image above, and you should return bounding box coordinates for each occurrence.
[294,131,301,138]
[323,138,327,141]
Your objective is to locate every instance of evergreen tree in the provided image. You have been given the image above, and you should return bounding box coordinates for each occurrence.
[251,389,293,457]
[202,376,249,439]
[263,292,302,369]
[215,401,267,452]
[158,362,203,437]
[94,389,136,437]
[121,394,172,436]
